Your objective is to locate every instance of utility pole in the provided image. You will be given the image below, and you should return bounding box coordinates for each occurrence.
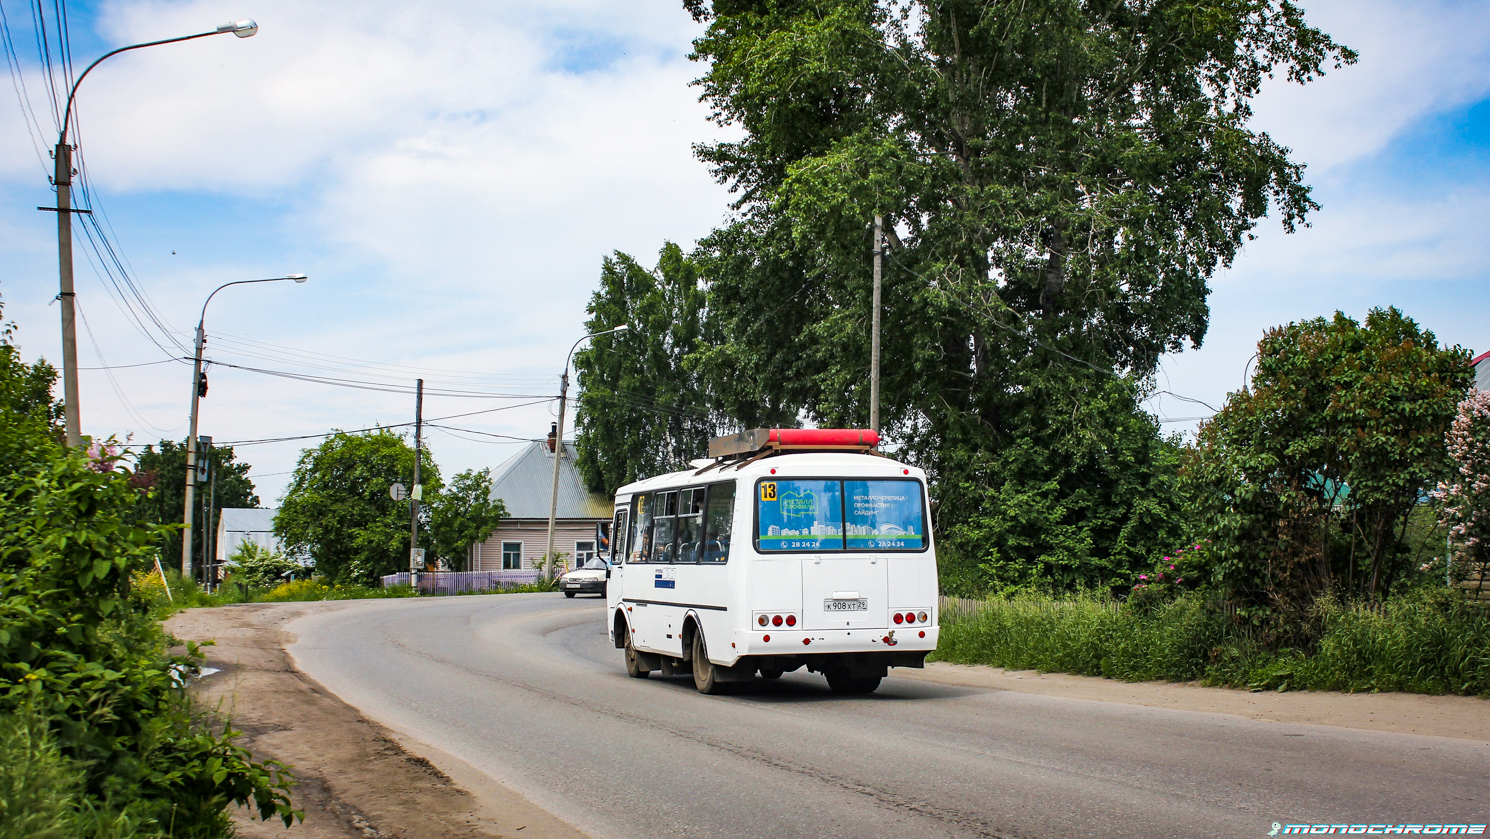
[544,374,570,583]
[409,379,424,584]
[870,214,883,433]
[52,142,83,447]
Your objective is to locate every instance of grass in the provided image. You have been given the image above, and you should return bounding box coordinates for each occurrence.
[932,590,1490,696]
[134,569,554,614]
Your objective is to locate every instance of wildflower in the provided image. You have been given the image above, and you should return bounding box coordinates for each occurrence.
[1169,565,1175,570]
[23,672,39,681]
[1139,574,1148,581]
[1163,556,1171,562]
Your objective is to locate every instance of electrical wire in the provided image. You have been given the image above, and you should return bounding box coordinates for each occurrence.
[0,0,50,175]
[75,298,184,436]
[213,399,556,448]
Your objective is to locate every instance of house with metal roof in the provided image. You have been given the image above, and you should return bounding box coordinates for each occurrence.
[468,430,612,573]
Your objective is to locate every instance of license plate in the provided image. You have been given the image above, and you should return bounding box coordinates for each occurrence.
[824,598,868,612]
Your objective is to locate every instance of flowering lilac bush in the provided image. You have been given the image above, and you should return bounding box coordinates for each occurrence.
[1433,390,1490,585]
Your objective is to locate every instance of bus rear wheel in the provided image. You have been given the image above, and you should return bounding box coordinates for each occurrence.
[624,633,651,679]
[691,632,728,695]
[826,672,881,695]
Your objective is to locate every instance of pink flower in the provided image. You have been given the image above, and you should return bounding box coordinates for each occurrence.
[1139,574,1148,581]
[1169,564,1175,570]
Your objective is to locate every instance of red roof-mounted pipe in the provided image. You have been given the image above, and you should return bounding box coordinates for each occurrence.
[707,428,879,458]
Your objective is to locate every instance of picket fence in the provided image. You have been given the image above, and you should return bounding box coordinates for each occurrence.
[380,569,542,595]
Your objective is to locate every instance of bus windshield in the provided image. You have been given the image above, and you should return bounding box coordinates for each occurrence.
[756,478,925,552]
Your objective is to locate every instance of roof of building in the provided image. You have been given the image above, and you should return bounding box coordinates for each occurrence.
[217,507,277,534]
[489,440,612,520]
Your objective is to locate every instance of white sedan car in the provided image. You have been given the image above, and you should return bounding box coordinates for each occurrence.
[559,558,609,598]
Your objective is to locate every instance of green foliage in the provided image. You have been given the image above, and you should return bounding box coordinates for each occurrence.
[934,590,1490,695]
[934,375,1187,593]
[0,708,86,839]
[275,430,439,585]
[129,440,258,577]
[0,298,297,837]
[257,579,414,602]
[1183,308,1472,631]
[225,542,300,589]
[426,469,506,570]
[574,245,723,496]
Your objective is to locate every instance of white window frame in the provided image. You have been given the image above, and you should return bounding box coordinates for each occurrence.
[501,541,523,570]
[575,540,597,565]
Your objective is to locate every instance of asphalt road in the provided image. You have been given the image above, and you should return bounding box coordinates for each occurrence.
[287,595,1489,839]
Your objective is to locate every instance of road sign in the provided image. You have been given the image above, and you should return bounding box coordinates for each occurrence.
[389,482,406,501]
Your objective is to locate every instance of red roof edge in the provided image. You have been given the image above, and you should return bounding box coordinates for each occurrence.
[1473,351,1490,367]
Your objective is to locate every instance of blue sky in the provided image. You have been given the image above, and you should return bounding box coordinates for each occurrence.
[2,0,1488,504]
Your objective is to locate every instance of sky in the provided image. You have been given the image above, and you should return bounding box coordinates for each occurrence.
[1,0,1488,506]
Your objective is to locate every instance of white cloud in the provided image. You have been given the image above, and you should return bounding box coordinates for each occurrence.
[1251,0,1490,172]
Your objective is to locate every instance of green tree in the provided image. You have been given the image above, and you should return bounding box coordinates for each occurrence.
[676,0,1354,589]
[130,439,259,576]
[275,430,439,585]
[573,244,724,496]
[1184,308,1472,629]
[426,469,507,571]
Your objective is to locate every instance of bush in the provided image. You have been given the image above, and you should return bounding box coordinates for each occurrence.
[0,303,297,836]
[226,542,301,589]
[933,590,1490,696]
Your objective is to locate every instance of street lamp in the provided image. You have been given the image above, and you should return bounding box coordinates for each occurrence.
[48,20,259,448]
[544,324,629,581]
[181,274,306,582]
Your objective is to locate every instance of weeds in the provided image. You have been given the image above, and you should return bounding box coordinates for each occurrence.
[933,589,1490,696]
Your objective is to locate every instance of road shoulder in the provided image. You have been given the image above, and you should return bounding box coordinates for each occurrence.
[907,661,1490,741]
[166,602,587,839]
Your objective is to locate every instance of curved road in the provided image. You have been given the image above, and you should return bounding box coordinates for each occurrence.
[288,595,1487,839]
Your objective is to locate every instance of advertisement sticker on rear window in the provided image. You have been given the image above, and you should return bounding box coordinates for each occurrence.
[844,480,925,550]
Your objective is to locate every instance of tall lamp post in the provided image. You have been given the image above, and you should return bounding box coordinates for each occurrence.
[544,324,628,581]
[48,19,259,448]
[182,274,307,582]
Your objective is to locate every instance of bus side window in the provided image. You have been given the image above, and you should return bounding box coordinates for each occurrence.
[612,509,629,563]
[651,491,677,563]
[702,481,735,563]
[675,487,705,563]
[629,494,652,564]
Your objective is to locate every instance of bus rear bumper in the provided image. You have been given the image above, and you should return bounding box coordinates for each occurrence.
[728,626,938,666]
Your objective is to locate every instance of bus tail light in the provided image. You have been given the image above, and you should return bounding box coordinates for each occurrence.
[758,615,768,627]
[893,612,904,624]
[802,638,811,645]
[918,611,929,623]
[763,634,770,642]
[919,630,925,638]
[785,614,796,627]
[772,615,783,626]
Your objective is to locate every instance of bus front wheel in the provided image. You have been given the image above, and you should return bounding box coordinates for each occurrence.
[624,633,651,679]
[691,632,728,695]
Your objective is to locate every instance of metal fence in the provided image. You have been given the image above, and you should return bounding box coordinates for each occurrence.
[380,570,543,595]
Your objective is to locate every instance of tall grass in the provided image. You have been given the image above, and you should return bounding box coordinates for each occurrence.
[933,590,1490,696]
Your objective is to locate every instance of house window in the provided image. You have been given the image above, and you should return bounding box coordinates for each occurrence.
[575,541,596,565]
[501,541,523,570]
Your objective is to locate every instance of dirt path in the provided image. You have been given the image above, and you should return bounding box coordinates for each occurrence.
[166,602,587,839]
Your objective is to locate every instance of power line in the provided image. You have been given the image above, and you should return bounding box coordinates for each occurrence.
[213,398,554,448]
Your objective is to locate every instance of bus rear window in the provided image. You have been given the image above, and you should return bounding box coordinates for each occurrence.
[845,480,925,550]
[756,479,844,551]
[756,478,925,552]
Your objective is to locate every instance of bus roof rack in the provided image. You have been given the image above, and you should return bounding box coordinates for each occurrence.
[707,428,880,459]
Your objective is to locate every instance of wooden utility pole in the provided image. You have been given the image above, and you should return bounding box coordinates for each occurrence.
[871,214,883,432]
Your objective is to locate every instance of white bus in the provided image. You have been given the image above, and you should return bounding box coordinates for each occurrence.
[603,428,939,694]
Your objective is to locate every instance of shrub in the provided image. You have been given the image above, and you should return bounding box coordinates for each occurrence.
[227,542,301,589]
